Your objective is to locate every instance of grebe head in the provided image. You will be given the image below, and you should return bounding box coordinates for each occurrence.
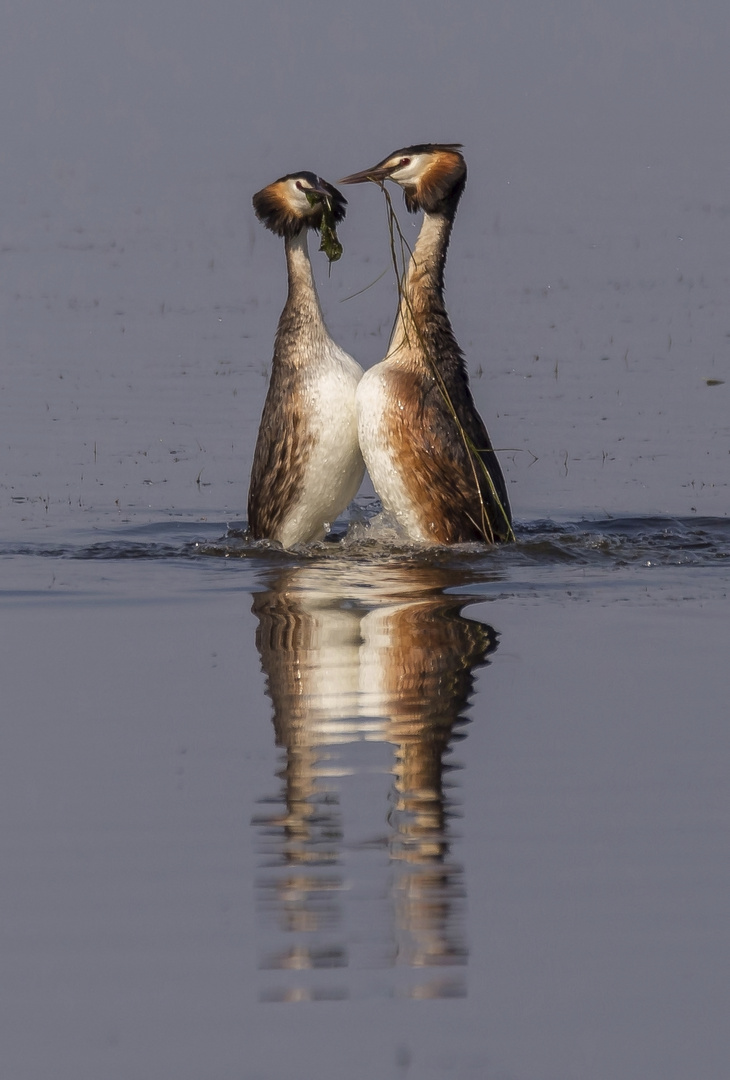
[339,144,466,214]
[253,172,347,239]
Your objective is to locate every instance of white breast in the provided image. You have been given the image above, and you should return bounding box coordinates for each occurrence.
[355,364,432,544]
[278,344,364,548]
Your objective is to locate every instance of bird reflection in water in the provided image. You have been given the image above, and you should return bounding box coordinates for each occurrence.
[251,560,498,1002]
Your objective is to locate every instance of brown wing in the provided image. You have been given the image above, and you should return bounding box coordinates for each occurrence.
[385,370,511,544]
[450,385,512,540]
[246,367,314,541]
[411,305,512,540]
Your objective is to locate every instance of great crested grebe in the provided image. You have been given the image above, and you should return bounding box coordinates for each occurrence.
[247,172,364,547]
[340,144,513,545]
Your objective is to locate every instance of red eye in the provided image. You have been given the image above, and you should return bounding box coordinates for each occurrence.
[295,181,304,190]
[399,158,411,167]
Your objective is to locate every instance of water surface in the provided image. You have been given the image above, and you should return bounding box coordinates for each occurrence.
[2,514,728,1078]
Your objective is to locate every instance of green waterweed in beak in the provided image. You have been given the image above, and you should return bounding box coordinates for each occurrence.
[305,191,343,265]
[319,203,343,263]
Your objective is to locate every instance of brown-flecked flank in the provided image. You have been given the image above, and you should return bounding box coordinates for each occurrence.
[246,380,315,540]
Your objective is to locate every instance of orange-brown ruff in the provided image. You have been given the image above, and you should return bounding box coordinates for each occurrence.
[247,173,364,547]
[340,145,512,545]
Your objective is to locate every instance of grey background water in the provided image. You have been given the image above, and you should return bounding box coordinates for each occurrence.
[1,2,728,1079]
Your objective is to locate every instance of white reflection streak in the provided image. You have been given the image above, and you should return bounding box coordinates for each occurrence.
[252,562,496,1001]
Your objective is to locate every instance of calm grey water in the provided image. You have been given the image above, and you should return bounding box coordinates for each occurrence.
[1,3,729,1079]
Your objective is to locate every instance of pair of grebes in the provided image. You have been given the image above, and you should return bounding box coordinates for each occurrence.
[247,144,514,548]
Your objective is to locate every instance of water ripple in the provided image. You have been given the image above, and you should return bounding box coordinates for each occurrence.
[212,515,730,569]
[1,515,728,569]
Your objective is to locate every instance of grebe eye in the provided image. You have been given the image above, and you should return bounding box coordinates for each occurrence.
[399,158,411,167]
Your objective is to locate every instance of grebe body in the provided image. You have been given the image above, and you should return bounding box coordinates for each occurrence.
[247,173,364,547]
[340,146,512,545]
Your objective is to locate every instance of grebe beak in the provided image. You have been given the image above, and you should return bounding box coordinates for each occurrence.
[304,180,337,201]
[338,163,395,186]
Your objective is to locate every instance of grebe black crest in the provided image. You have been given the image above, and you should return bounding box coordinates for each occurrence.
[253,172,347,239]
[339,144,513,545]
[246,172,364,549]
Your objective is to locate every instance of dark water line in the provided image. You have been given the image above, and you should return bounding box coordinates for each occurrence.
[1,516,729,569]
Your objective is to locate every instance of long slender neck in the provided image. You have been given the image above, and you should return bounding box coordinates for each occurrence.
[387,203,459,368]
[407,207,455,298]
[275,230,329,366]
